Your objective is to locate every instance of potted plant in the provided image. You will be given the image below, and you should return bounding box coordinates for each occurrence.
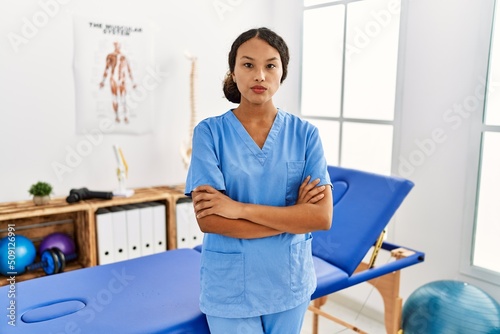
[29,181,53,205]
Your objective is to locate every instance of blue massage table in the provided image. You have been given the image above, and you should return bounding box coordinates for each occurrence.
[0,248,209,334]
[309,166,425,334]
[0,166,424,334]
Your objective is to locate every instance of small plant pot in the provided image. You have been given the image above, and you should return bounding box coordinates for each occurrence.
[33,195,50,206]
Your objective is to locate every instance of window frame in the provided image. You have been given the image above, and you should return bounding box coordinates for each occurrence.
[299,0,408,174]
[460,127,500,286]
[459,0,500,285]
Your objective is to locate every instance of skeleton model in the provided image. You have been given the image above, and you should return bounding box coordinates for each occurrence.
[180,51,197,169]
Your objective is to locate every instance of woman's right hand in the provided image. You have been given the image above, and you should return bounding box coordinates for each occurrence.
[296,176,326,205]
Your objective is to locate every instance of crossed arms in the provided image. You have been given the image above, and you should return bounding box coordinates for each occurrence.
[191,176,333,239]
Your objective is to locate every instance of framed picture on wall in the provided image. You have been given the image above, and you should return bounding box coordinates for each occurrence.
[73,15,159,135]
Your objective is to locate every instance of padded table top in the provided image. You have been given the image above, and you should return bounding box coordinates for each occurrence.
[0,248,209,334]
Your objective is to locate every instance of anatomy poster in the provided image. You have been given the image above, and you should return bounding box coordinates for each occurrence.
[73,15,156,134]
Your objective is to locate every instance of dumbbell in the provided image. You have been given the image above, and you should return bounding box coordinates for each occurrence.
[26,248,77,275]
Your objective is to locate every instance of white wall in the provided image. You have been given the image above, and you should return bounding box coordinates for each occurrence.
[1,0,499,313]
[395,0,499,302]
[0,0,276,202]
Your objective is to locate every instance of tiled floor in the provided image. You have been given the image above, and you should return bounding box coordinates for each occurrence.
[301,296,387,334]
[300,248,396,333]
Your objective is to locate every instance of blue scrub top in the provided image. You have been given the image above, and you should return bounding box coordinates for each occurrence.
[185,109,332,318]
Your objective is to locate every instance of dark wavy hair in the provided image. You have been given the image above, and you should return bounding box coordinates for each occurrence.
[223,27,290,104]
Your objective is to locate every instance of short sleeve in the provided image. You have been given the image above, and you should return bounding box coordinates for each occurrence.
[185,121,226,197]
[304,126,332,188]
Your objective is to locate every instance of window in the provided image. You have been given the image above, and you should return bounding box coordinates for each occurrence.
[300,0,403,175]
[462,0,500,283]
[474,133,500,274]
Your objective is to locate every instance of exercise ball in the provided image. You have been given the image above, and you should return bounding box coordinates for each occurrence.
[0,235,36,276]
[39,232,76,255]
[402,280,500,334]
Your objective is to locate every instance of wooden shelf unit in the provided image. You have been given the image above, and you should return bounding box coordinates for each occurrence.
[0,186,187,286]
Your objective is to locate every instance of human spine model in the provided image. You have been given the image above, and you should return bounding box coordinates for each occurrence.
[180,51,197,169]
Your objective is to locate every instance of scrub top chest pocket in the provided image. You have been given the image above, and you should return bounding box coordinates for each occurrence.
[285,161,306,206]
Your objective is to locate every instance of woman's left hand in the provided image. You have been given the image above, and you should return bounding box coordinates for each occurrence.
[296,176,326,205]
